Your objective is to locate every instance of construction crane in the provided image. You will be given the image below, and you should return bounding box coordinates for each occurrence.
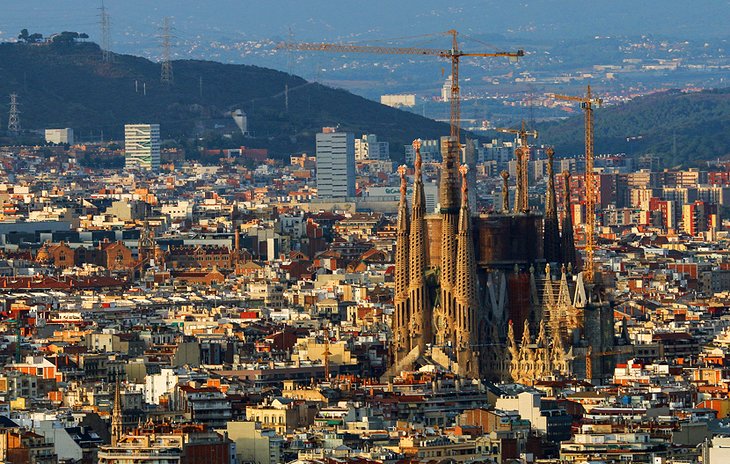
[278,30,523,145]
[552,85,602,282]
[586,346,626,382]
[497,120,537,213]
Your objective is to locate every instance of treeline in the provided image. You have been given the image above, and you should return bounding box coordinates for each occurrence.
[537,88,730,167]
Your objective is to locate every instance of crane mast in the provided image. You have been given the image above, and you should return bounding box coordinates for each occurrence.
[278,31,523,145]
[586,346,625,382]
[552,85,602,282]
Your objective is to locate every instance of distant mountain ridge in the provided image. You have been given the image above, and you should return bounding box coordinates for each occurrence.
[0,41,452,155]
[535,88,730,167]
[2,40,730,166]
[4,0,729,46]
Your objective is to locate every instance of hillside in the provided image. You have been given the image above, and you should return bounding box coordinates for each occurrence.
[0,41,452,156]
[536,88,730,167]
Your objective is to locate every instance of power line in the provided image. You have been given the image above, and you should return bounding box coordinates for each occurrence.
[7,93,20,135]
[160,17,174,86]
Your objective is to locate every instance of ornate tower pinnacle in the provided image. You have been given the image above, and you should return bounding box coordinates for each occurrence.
[437,137,461,347]
[111,379,123,446]
[455,164,479,377]
[513,147,530,213]
[561,171,577,269]
[393,164,410,364]
[513,147,523,214]
[439,137,461,214]
[500,170,510,213]
[516,319,535,384]
[408,139,431,354]
[543,147,562,263]
[535,316,551,378]
[507,320,520,382]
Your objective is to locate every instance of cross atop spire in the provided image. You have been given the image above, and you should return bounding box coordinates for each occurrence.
[398,165,408,195]
[459,164,469,196]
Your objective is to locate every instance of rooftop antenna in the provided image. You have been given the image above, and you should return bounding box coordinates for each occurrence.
[8,93,20,135]
[99,1,112,63]
[160,17,174,86]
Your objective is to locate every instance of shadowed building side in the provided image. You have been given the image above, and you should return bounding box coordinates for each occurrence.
[561,171,577,269]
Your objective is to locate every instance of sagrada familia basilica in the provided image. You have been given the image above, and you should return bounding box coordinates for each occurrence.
[387,137,617,384]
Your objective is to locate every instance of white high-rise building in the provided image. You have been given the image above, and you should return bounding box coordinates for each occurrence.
[124,124,160,171]
[45,128,74,145]
[316,128,355,199]
[354,134,389,161]
[380,94,416,108]
[441,75,453,102]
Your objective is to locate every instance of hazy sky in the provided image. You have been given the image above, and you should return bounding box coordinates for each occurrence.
[1,0,729,50]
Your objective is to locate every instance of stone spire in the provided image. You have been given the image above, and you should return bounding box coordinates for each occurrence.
[500,170,510,213]
[439,137,461,347]
[393,163,410,364]
[408,140,431,354]
[561,171,577,269]
[556,264,572,310]
[535,317,551,378]
[455,164,479,377]
[529,264,540,317]
[542,263,555,308]
[543,147,562,263]
[550,323,568,376]
[111,379,123,446]
[517,319,535,384]
[513,147,525,213]
[507,320,519,382]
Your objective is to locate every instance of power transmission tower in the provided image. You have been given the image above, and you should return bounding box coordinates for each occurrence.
[99,1,112,63]
[286,27,295,75]
[8,93,20,135]
[160,17,174,85]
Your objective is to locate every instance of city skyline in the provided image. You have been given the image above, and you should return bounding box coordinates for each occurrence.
[0,3,730,464]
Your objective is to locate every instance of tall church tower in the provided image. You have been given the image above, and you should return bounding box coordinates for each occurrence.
[543,148,562,263]
[111,379,123,446]
[392,164,410,365]
[388,138,483,379]
[561,171,577,269]
[408,140,432,354]
[436,137,460,347]
[454,165,480,377]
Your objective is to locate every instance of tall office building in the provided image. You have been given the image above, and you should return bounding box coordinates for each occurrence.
[124,124,160,171]
[316,128,355,199]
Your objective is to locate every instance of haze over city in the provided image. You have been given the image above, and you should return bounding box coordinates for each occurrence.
[0,2,729,464]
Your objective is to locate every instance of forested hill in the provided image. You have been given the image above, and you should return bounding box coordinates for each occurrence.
[536,88,730,167]
[0,40,452,155]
